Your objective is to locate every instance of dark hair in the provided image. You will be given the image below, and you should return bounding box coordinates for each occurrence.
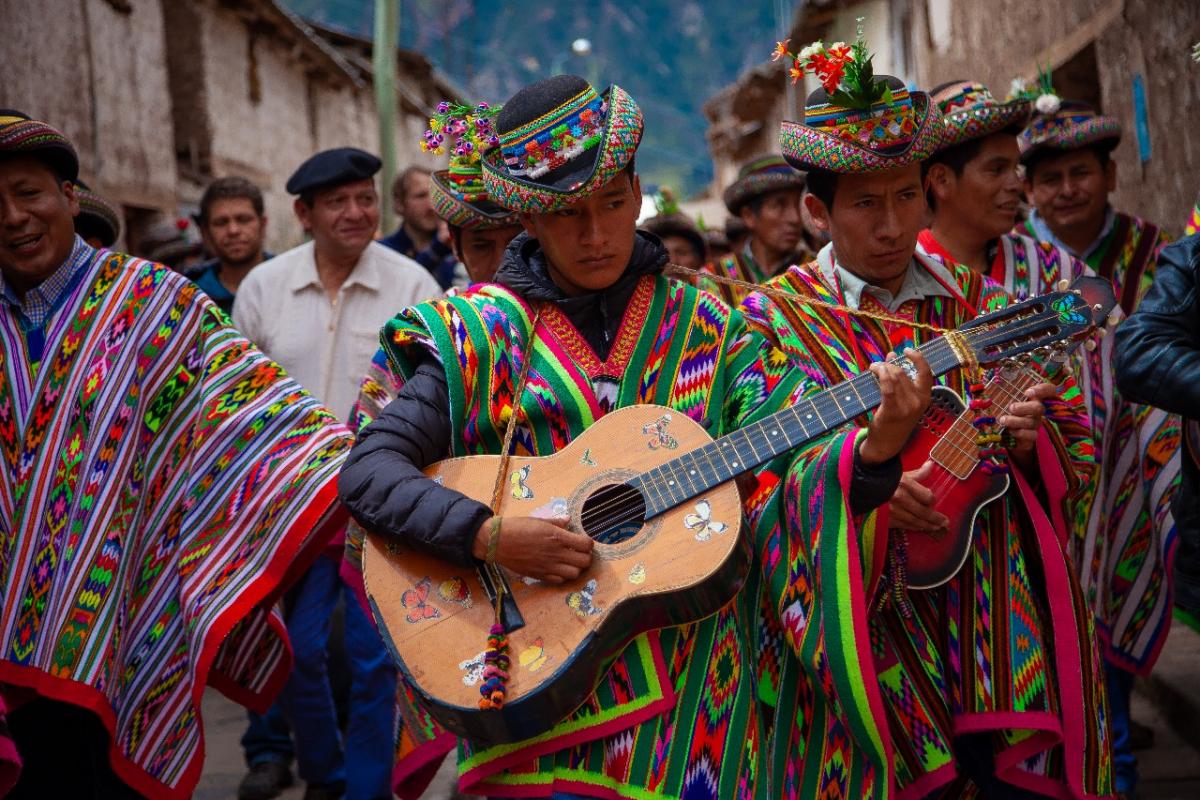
[923,139,985,211]
[393,165,432,202]
[805,169,839,209]
[198,176,264,225]
[1023,143,1112,183]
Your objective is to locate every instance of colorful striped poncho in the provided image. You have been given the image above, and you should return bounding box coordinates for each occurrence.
[738,250,1113,800]
[344,273,904,798]
[0,247,352,798]
[1007,218,1181,674]
[697,245,813,308]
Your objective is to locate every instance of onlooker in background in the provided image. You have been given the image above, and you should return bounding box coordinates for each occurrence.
[233,146,439,800]
[72,180,120,248]
[724,214,748,254]
[699,154,809,305]
[137,217,203,272]
[423,102,523,284]
[640,187,708,270]
[189,176,270,315]
[1019,99,1177,800]
[704,226,732,262]
[379,165,460,289]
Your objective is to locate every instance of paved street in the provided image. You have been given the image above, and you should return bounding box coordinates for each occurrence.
[197,677,1200,799]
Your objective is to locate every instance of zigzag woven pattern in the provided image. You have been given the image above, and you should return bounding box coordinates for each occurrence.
[0,248,351,799]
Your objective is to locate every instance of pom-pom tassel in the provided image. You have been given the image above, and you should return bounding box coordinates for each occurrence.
[478,622,512,710]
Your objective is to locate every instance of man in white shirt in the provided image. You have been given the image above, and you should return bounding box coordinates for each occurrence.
[232,147,439,800]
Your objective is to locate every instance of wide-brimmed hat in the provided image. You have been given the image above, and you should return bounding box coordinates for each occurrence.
[772,31,941,174]
[641,212,707,261]
[780,78,943,173]
[722,155,806,214]
[74,180,121,247]
[0,109,79,182]
[422,100,520,230]
[482,75,643,214]
[930,80,1032,151]
[1018,101,1122,165]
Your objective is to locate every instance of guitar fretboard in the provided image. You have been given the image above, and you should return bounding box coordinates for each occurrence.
[629,336,962,518]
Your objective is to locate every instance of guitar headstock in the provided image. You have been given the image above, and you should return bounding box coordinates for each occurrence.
[958,275,1117,367]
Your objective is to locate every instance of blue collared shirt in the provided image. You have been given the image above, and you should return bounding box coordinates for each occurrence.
[1027,206,1116,262]
[0,235,95,361]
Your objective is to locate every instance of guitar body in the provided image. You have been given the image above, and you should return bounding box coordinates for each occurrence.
[899,386,1010,589]
[363,405,746,744]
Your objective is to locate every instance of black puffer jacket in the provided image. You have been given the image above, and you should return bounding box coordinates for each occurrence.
[1114,234,1200,610]
[337,231,899,566]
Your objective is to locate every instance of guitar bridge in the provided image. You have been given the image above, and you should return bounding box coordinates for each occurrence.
[476,564,526,632]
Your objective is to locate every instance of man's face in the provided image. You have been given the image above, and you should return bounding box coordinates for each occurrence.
[805,164,927,286]
[1025,148,1115,233]
[0,157,80,294]
[397,171,439,235]
[295,178,379,261]
[201,196,266,267]
[520,171,641,296]
[929,134,1023,239]
[661,234,703,270]
[741,188,803,256]
[455,223,523,284]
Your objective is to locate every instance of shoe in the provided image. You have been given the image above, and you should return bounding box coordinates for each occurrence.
[302,782,347,800]
[1129,718,1155,751]
[237,760,295,800]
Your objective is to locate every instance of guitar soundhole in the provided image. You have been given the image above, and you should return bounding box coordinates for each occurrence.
[579,483,647,545]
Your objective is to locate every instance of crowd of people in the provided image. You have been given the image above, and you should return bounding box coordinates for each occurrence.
[0,22,1197,800]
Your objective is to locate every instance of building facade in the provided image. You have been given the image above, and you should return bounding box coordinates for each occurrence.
[1,0,459,253]
[703,0,1200,234]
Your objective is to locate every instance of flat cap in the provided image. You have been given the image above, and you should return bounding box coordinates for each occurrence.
[286,147,381,196]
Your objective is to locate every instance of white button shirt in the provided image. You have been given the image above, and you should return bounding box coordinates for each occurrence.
[233,240,441,421]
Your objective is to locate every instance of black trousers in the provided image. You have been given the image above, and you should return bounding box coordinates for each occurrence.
[6,698,142,799]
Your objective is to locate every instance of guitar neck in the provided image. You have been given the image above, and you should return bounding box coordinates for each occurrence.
[630,336,963,518]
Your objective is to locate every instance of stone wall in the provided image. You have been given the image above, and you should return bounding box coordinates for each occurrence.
[0,0,179,220]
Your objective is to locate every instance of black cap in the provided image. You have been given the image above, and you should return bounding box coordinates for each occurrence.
[285,147,382,196]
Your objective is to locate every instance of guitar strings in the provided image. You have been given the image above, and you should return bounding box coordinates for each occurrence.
[574,309,1082,536]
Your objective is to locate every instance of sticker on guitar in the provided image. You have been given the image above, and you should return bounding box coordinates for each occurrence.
[642,414,678,450]
[685,500,728,541]
[401,577,441,623]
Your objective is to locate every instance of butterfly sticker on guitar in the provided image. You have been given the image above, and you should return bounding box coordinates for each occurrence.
[401,577,441,623]
[684,500,728,542]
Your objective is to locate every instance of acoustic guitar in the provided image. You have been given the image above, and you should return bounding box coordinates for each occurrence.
[363,276,1114,744]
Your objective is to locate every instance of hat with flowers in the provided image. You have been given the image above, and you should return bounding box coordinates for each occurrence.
[422,100,518,230]
[929,80,1032,151]
[482,74,643,214]
[774,20,942,173]
[1009,69,1120,164]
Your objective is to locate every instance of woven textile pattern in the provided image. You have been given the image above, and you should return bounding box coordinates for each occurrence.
[738,255,1112,799]
[1012,217,1180,674]
[361,274,893,799]
[430,169,518,230]
[1018,113,1122,157]
[0,248,351,799]
[781,93,944,173]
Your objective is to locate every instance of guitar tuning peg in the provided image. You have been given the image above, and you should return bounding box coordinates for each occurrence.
[1107,312,1121,328]
[1085,338,1098,351]
[1056,279,1070,291]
